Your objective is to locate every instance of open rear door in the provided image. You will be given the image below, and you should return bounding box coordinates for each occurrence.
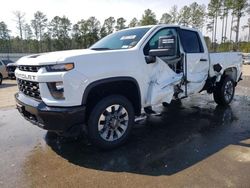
[179,29,209,95]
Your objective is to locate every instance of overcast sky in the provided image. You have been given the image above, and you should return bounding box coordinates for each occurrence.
[0,0,248,40]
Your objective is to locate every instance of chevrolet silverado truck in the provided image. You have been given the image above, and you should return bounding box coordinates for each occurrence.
[15,25,242,149]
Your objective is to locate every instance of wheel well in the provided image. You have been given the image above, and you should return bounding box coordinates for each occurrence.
[83,78,141,120]
[223,67,237,82]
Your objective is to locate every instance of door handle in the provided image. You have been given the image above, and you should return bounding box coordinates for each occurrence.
[200,58,207,62]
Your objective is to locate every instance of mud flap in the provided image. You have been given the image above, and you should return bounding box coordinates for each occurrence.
[147,57,183,111]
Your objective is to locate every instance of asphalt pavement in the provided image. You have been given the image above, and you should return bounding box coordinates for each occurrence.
[0,77,250,188]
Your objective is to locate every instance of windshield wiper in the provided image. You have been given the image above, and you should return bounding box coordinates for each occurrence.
[91,47,112,51]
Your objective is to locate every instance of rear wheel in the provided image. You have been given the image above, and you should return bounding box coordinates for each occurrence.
[88,95,134,149]
[213,76,235,106]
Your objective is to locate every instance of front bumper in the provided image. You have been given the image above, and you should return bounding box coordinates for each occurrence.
[15,92,86,132]
[15,67,88,107]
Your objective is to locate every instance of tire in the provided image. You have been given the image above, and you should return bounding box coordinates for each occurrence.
[213,76,235,106]
[0,74,2,85]
[87,95,135,149]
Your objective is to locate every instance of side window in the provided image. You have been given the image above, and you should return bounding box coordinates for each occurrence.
[144,28,177,55]
[179,29,204,53]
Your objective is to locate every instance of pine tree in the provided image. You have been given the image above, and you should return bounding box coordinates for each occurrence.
[140,9,158,26]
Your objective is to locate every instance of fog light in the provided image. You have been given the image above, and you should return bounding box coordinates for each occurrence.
[55,81,64,90]
[47,82,65,99]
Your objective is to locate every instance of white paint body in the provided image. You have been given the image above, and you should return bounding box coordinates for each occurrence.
[14,25,243,113]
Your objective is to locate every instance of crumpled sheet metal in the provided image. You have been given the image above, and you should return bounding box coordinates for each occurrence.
[147,57,183,109]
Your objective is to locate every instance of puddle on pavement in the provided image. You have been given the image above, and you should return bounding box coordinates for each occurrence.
[23,93,250,183]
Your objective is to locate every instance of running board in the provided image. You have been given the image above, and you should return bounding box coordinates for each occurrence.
[134,114,147,123]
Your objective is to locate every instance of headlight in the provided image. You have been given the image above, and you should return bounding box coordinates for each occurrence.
[46,63,74,72]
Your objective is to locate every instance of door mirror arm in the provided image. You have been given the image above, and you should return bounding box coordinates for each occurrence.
[145,56,156,64]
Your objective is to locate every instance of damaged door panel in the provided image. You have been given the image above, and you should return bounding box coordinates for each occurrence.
[184,54,209,96]
[147,57,183,110]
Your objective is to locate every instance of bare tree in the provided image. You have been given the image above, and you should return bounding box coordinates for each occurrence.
[223,0,233,42]
[169,5,179,24]
[31,11,48,52]
[178,6,191,26]
[232,0,249,48]
[242,18,250,42]
[220,0,226,43]
[31,11,47,41]
[208,0,222,51]
[190,2,206,30]
[13,11,25,40]
[24,24,33,40]
[229,12,236,42]
[207,20,215,47]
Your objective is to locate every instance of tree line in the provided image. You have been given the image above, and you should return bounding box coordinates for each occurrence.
[0,0,250,54]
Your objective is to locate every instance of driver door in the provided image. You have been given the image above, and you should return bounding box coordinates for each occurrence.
[143,28,184,108]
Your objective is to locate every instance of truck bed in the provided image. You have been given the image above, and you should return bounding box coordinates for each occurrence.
[209,52,242,80]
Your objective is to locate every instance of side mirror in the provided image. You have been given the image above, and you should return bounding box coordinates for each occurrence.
[149,35,177,57]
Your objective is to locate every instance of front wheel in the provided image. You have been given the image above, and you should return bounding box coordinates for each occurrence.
[87,95,135,149]
[213,76,235,106]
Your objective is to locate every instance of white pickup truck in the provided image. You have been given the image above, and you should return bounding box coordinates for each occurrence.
[15,25,242,149]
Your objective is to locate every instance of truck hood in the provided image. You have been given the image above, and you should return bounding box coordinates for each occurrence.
[15,49,112,66]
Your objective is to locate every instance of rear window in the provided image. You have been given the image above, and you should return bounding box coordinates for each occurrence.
[179,29,204,53]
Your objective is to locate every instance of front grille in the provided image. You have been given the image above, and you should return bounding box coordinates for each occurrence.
[17,79,41,99]
[18,65,41,72]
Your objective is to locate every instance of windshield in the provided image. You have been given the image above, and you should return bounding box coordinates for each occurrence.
[91,27,151,50]
[2,59,13,65]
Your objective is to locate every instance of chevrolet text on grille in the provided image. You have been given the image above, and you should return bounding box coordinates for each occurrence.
[16,73,36,81]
